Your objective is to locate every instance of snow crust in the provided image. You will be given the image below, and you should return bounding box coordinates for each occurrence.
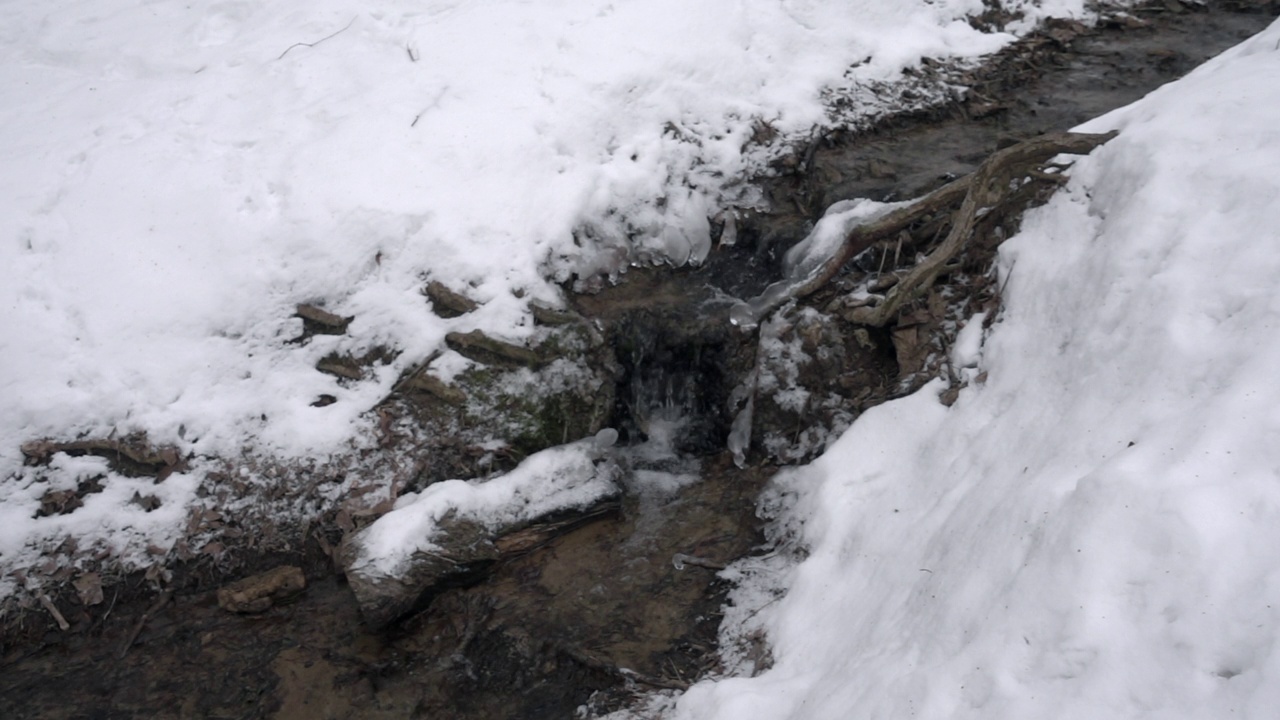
[669,18,1280,719]
[0,0,1102,592]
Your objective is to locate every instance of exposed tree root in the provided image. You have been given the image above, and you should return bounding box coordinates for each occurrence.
[20,436,183,477]
[755,131,1117,327]
[831,130,1116,326]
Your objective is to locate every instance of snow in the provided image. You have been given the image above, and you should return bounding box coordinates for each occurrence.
[662,17,1280,720]
[1,0,1095,592]
[951,311,987,369]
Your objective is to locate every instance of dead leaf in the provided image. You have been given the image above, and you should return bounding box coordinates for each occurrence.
[73,572,104,606]
[335,508,354,533]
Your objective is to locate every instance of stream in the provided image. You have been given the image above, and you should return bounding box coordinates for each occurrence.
[3,3,1277,718]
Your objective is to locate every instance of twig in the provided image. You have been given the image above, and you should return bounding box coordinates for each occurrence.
[997,262,1016,299]
[435,594,493,671]
[38,594,70,631]
[277,16,357,60]
[117,590,173,659]
[89,585,121,635]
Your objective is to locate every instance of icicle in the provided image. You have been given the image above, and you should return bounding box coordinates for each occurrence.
[728,394,754,469]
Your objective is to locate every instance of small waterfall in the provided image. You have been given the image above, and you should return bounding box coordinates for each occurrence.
[614,326,726,459]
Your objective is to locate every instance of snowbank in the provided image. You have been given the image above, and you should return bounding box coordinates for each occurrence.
[669,17,1280,720]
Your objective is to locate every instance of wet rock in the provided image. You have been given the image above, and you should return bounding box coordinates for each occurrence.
[217,566,307,614]
[338,444,623,629]
[339,518,500,629]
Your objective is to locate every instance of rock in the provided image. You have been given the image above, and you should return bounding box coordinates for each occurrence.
[316,347,398,382]
[529,300,581,326]
[295,303,351,334]
[217,565,307,614]
[744,307,897,465]
[445,330,544,367]
[401,372,468,405]
[339,498,622,630]
[338,518,500,630]
[423,281,480,318]
[866,158,897,179]
[338,442,622,629]
[316,355,365,381]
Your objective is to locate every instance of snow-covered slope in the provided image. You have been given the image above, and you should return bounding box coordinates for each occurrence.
[667,17,1280,720]
[0,2,1098,593]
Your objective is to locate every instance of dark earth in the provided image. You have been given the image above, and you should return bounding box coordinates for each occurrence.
[3,3,1278,719]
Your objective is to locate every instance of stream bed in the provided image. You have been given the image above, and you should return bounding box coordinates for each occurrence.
[3,3,1277,718]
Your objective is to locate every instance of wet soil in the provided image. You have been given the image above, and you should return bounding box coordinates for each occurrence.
[4,4,1278,719]
[3,456,771,720]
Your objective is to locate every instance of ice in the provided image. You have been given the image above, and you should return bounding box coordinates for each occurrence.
[662,17,1280,720]
[727,394,755,471]
[782,199,902,280]
[730,199,906,329]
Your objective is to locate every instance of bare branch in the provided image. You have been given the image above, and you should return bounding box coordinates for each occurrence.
[840,131,1116,326]
[277,17,357,61]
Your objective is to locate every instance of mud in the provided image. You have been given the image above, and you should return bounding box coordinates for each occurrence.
[4,4,1278,719]
[3,456,770,720]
